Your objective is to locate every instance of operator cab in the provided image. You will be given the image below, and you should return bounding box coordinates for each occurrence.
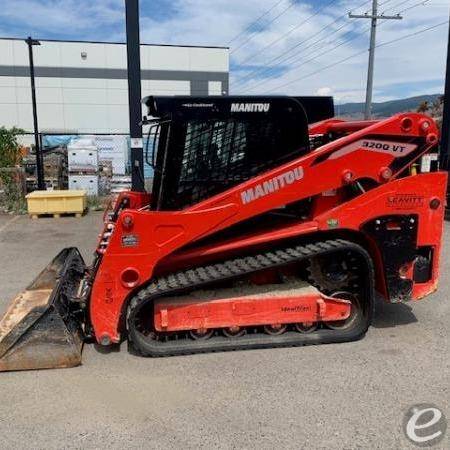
[143,96,334,211]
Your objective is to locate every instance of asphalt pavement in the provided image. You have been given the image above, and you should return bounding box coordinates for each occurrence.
[0,212,448,449]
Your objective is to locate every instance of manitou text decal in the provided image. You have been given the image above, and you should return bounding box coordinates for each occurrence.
[329,139,418,160]
[240,166,304,204]
[231,103,270,113]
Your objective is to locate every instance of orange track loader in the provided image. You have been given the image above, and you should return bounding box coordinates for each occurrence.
[0,96,446,370]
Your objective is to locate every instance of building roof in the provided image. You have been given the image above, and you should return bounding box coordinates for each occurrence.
[0,36,229,50]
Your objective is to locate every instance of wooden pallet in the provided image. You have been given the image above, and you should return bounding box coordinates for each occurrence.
[30,210,85,219]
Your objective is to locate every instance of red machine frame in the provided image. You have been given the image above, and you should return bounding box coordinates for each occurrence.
[90,113,446,344]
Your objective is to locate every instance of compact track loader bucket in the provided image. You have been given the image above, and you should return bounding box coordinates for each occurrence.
[0,248,86,372]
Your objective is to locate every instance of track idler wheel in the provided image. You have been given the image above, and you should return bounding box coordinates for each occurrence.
[324,292,361,330]
[308,254,358,292]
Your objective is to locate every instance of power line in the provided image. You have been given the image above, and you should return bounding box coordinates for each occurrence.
[238,15,354,77]
[238,19,392,92]
[232,0,428,89]
[366,0,406,14]
[278,21,353,67]
[280,0,427,68]
[230,1,297,55]
[382,0,414,12]
[236,0,341,66]
[265,51,367,92]
[237,13,348,68]
[379,0,396,6]
[232,20,355,89]
[379,0,430,16]
[263,20,448,93]
[236,0,431,93]
[227,0,285,45]
[240,23,373,93]
[397,0,431,14]
[231,0,372,88]
[371,0,397,14]
[242,13,439,94]
[376,18,446,47]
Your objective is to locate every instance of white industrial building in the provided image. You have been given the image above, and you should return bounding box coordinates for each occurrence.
[0,38,229,134]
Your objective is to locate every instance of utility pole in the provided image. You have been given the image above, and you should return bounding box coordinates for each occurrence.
[125,0,145,192]
[349,0,402,119]
[25,36,45,190]
[440,16,450,219]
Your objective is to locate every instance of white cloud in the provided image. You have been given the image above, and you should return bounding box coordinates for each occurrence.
[0,0,448,103]
[137,0,450,102]
[316,87,333,96]
[0,0,123,36]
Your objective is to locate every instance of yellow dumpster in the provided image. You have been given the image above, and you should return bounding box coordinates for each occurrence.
[26,190,87,219]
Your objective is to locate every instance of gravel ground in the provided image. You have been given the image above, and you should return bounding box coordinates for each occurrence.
[0,212,448,449]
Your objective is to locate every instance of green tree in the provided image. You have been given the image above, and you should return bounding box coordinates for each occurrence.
[0,126,24,168]
[0,127,26,213]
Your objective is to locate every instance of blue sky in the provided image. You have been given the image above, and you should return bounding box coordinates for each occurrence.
[0,0,449,103]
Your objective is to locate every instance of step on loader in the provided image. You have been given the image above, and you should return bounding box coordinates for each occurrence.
[0,96,446,370]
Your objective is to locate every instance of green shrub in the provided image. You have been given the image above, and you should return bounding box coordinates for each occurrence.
[0,127,24,168]
[0,127,26,213]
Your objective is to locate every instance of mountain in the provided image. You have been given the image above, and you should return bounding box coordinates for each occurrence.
[336,94,442,118]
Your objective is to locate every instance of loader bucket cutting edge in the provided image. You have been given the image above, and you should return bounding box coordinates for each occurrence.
[0,248,86,372]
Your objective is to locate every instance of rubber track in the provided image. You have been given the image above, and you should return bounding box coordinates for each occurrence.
[127,239,374,357]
